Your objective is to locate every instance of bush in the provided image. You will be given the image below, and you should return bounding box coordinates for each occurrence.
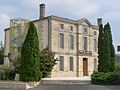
[114,64,120,72]
[39,47,57,78]
[0,68,15,80]
[91,72,120,85]
[12,55,21,73]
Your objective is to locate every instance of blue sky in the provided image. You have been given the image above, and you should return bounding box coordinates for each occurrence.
[0,0,120,52]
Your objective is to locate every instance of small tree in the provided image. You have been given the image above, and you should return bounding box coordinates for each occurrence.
[20,22,41,82]
[39,47,57,78]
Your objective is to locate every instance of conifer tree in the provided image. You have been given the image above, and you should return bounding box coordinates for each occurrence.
[20,22,41,81]
[105,23,115,71]
[98,24,104,72]
[102,24,111,72]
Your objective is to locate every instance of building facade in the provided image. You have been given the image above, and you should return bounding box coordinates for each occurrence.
[4,4,100,77]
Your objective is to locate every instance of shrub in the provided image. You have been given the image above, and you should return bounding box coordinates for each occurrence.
[0,68,15,80]
[114,63,120,72]
[12,55,21,73]
[91,72,120,85]
[39,47,57,78]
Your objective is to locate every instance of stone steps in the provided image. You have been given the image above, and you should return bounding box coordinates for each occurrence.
[41,80,91,84]
[41,77,91,84]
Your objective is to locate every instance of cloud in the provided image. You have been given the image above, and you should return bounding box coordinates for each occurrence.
[103,10,120,22]
[20,0,40,9]
[40,0,100,18]
[0,13,10,42]
[0,5,16,42]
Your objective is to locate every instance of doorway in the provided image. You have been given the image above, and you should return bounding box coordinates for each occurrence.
[83,58,88,76]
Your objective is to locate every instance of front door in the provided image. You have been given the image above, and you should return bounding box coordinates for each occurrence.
[83,58,88,76]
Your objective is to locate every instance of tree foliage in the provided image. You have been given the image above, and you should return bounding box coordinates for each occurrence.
[98,22,115,72]
[0,42,4,65]
[102,24,111,72]
[12,55,21,73]
[98,24,104,72]
[19,22,41,82]
[106,23,115,71]
[39,47,57,78]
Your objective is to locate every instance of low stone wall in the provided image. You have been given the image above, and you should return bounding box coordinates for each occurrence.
[0,81,26,90]
[0,81,41,90]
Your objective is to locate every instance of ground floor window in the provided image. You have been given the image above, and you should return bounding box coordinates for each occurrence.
[59,56,64,71]
[94,59,97,71]
[70,57,74,71]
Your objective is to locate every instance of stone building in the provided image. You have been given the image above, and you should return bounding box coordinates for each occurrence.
[4,4,101,77]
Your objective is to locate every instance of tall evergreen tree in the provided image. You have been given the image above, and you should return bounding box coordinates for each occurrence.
[105,23,115,71]
[102,24,111,72]
[98,24,104,72]
[20,22,41,82]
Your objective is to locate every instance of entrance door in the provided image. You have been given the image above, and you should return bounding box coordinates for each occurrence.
[83,58,88,76]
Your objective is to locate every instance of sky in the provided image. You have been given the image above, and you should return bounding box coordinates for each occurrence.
[0,0,120,52]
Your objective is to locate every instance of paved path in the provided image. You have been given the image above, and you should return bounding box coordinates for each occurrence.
[30,84,120,90]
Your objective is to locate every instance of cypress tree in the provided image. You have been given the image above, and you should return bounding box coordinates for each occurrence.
[98,24,104,72]
[105,23,115,71]
[102,24,111,72]
[20,22,41,82]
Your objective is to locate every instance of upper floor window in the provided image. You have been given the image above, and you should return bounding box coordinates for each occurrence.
[70,26,73,31]
[60,24,64,29]
[94,39,97,52]
[83,37,87,51]
[94,31,97,36]
[60,56,64,71]
[59,33,64,49]
[70,35,74,49]
[83,28,88,34]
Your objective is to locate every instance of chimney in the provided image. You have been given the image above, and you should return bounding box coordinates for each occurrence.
[97,18,102,26]
[39,3,45,19]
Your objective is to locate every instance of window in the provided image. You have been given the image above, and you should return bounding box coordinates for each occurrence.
[83,37,87,51]
[60,56,64,71]
[94,39,97,52]
[60,24,64,29]
[70,57,74,71]
[94,31,97,36]
[70,35,74,49]
[83,28,88,34]
[59,33,64,48]
[94,59,97,72]
[70,26,73,31]
[117,46,120,51]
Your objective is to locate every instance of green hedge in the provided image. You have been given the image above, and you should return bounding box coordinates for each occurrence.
[91,72,120,85]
